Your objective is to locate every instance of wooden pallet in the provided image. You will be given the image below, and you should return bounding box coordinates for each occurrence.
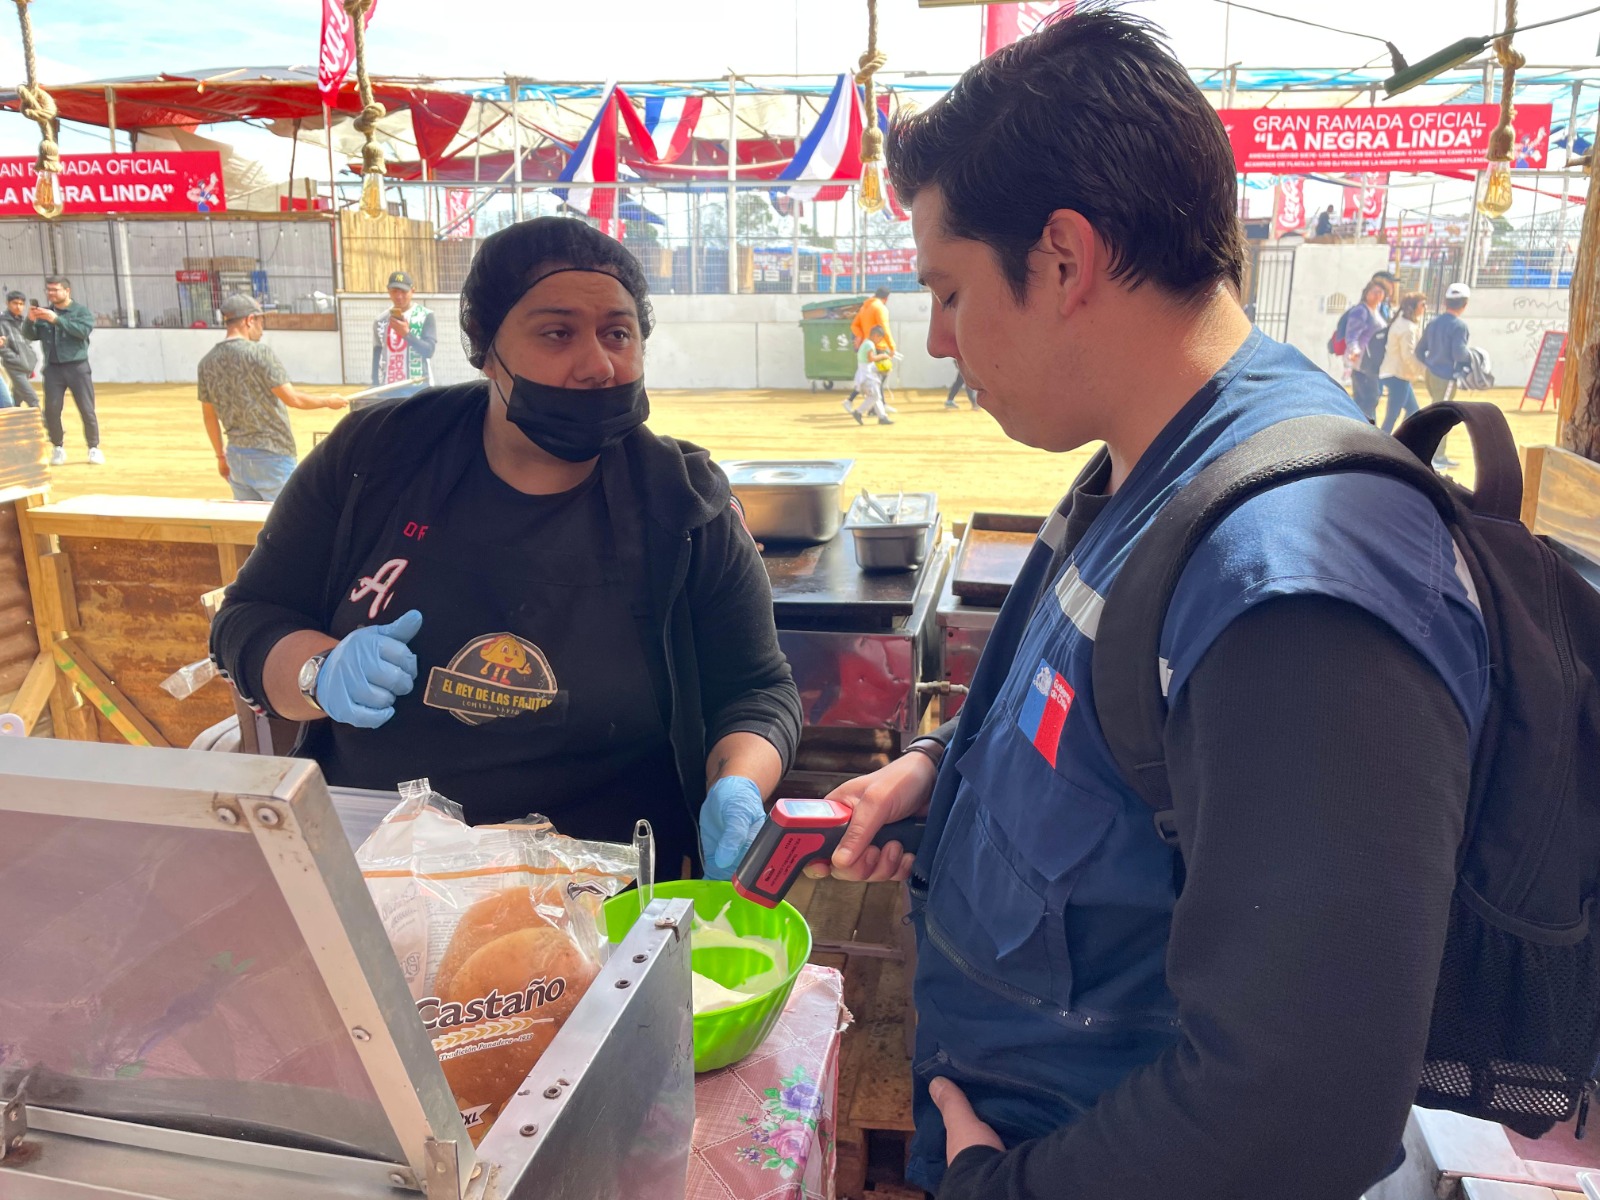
[786,874,921,1199]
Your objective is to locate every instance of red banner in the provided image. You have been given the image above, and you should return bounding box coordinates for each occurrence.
[318,0,377,105]
[819,248,918,276]
[1272,176,1305,236]
[1220,104,1553,174]
[443,188,475,238]
[982,2,1075,55]
[0,152,226,216]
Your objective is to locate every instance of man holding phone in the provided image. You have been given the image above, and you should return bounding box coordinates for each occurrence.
[23,276,102,465]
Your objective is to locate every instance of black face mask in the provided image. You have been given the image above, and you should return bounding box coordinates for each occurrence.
[492,350,649,463]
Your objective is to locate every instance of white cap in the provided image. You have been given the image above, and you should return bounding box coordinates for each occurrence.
[1444,283,1471,301]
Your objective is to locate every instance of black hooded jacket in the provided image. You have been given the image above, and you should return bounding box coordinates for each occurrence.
[210,382,802,853]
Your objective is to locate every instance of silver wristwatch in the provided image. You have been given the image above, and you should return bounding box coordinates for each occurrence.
[297,651,329,713]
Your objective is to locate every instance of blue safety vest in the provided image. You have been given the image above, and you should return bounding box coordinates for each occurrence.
[906,329,1489,1192]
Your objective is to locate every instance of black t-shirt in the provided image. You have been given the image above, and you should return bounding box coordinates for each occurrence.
[319,448,694,873]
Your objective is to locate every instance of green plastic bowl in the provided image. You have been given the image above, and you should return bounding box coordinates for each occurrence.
[602,880,811,1072]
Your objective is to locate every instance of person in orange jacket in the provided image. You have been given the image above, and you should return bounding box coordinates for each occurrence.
[843,287,896,413]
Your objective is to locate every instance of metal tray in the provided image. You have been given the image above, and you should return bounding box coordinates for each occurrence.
[950,511,1047,607]
[721,459,854,544]
[843,493,939,572]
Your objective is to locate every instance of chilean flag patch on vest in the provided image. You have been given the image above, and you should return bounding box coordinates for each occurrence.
[1017,659,1074,767]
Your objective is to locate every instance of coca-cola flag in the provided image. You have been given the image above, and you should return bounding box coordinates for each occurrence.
[982,2,1075,55]
[318,0,378,105]
[1272,175,1305,236]
[1341,173,1389,223]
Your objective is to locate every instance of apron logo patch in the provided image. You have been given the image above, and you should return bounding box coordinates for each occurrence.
[423,632,559,726]
[1016,659,1074,768]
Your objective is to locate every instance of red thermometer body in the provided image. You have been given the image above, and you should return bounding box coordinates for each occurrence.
[732,798,925,908]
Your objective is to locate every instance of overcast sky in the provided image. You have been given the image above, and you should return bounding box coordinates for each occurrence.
[0,0,1591,219]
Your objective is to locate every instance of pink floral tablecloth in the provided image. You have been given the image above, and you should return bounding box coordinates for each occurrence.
[690,965,849,1200]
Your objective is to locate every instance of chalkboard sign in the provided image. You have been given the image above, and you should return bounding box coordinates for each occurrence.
[1524,330,1567,403]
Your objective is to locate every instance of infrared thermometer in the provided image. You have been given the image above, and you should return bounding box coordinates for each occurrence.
[733,798,925,908]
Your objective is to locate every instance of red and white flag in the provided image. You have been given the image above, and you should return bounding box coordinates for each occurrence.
[318,0,378,105]
[982,1,1075,56]
[1272,175,1306,236]
[1341,172,1389,223]
[443,188,475,239]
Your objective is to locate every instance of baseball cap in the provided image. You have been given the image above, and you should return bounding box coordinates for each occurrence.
[387,271,415,291]
[1445,283,1472,301]
[220,294,262,321]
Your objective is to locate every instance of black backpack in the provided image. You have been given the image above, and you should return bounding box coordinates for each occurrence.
[1093,401,1600,1138]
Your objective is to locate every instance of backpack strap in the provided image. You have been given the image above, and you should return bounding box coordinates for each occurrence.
[1092,415,1455,833]
[1393,400,1524,522]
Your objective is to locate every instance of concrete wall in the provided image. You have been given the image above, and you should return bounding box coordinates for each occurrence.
[1453,287,1567,388]
[1282,242,1392,374]
[92,273,1557,393]
[86,328,345,386]
[646,293,947,391]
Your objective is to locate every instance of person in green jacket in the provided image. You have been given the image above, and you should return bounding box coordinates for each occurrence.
[24,276,102,465]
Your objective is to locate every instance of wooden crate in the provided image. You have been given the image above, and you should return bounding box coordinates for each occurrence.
[787,875,917,1198]
[19,496,266,748]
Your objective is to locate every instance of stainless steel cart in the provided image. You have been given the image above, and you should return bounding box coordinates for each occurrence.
[0,739,693,1200]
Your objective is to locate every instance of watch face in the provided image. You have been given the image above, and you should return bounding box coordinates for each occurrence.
[298,654,322,692]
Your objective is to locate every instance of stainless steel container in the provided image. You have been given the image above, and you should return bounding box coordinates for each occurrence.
[844,492,939,572]
[721,459,854,544]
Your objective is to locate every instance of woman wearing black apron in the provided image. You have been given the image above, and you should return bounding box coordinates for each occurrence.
[211,218,802,880]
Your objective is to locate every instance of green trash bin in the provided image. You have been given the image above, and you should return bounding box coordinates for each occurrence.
[800,296,869,391]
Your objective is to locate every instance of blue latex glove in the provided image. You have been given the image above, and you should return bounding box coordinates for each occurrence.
[316,609,423,729]
[701,775,766,880]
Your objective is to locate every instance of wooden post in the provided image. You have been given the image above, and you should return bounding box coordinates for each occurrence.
[1557,160,1600,462]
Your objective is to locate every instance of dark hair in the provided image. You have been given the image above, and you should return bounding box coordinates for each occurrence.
[4,291,22,302]
[44,276,69,290]
[874,286,891,299]
[459,216,653,369]
[1445,297,1469,313]
[886,3,1244,302]
[869,324,886,336]
[1399,291,1427,320]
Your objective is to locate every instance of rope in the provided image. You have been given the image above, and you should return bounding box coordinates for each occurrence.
[1489,0,1524,162]
[855,0,885,166]
[343,0,387,178]
[12,1,59,178]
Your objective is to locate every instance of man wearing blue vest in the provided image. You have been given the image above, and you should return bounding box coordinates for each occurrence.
[806,9,1489,1199]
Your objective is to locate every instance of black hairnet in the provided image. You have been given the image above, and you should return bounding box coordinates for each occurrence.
[459,216,655,368]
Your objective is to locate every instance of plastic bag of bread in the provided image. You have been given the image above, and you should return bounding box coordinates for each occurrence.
[356,779,636,1143]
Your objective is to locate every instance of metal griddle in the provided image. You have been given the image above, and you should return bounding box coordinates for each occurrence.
[762,529,935,625]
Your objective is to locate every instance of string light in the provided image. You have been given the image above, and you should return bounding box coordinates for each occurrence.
[13,0,63,219]
[344,0,387,220]
[857,0,887,214]
[1477,0,1522,219]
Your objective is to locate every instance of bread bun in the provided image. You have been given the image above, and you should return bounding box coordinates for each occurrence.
[434,886,561,993]
[434,1016,558,1146]
[441,926,594,1027]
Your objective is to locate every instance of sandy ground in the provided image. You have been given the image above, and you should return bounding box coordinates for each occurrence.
[35,380,1560,520]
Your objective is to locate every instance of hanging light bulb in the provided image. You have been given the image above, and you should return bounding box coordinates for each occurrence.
[859,161,886,214]
[31,169,62,219]
[1478,159,1513,218]
[360,168,385,221]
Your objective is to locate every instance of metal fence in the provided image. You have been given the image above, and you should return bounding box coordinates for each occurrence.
[335,180,921,297]
[0,218,336,329]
